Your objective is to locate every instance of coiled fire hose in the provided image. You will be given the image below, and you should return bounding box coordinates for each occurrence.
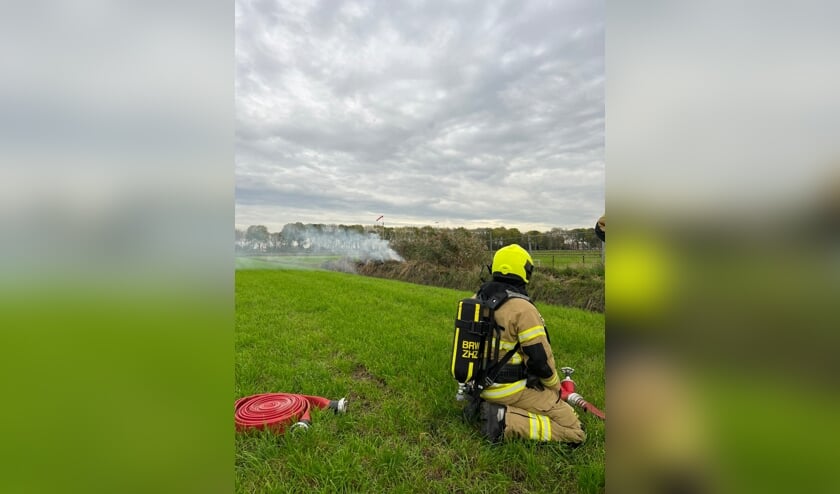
[234,393,348,433]
[559,367,606,420]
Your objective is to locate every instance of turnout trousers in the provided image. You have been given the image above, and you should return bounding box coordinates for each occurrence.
[486,386,586,444]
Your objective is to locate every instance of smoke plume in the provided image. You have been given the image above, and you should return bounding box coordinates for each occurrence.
[283,224,402,261]
[236,223,403,273]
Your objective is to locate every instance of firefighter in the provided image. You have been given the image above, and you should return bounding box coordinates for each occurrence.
[474,244,586,444]
[595,214,605,262]
[595,215,605,242]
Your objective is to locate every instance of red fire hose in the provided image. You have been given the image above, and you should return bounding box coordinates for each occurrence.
[235,393,348,433]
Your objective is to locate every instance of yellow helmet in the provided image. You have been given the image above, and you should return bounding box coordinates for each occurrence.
[492,244,534,284]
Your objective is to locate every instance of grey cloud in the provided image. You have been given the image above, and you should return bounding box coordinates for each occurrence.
[236,0,604,230]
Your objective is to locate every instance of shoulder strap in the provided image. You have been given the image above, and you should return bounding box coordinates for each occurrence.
[482,287,531,310]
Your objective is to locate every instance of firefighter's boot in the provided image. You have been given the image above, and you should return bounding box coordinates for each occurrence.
[462,396,482,424]
[480,402,507,444]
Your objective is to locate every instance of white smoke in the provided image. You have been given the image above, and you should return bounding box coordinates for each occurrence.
[235,224,404,273]
[278,223,403,263]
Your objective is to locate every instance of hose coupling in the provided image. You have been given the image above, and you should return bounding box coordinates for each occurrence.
[290,420,311,432]
[329,397,348,414]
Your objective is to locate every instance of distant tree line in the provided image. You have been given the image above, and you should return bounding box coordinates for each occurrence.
[381,225,600,251]
[235,223,600,254]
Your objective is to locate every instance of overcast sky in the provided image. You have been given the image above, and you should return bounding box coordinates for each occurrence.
[235,0,604,233]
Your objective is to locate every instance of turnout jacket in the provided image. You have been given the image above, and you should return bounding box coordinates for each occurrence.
[477,296,561,401]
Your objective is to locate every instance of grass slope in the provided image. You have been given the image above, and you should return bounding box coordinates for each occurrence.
[236,269,605,493]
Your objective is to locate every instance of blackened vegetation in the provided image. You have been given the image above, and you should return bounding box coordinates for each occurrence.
[322,257,359,273]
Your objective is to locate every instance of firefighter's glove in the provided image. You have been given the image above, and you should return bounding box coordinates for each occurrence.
[525,374,545,391]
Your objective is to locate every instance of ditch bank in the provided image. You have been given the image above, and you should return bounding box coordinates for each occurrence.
[355,260,604,313]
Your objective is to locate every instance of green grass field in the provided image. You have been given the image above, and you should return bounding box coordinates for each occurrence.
[530,250,603,269]
[235,255,341,270]
[235,268,605,493]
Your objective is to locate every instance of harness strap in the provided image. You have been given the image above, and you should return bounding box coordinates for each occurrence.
[483,341,521,388]
[493,363,528,383]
